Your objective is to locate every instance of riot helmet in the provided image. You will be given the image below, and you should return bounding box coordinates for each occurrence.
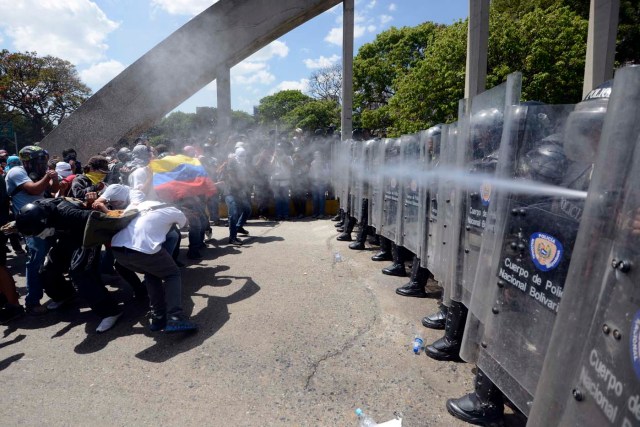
[16,202,51,237]
[384,138,401,157]
[470,108,503,158]
[116,147,131,162]
[18,145,49,180]
[522,135,568,184]
[563,80,611,164]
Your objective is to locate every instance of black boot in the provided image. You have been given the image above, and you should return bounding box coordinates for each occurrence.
[381,243,407,276]
[446,369,504,425]
[349,240,365,250]
[422,303,448,329]
[337,216,356,241]
[395,258,439,297]
[331,209,342,221]
[425,300,467,361]
[371,236,392,260]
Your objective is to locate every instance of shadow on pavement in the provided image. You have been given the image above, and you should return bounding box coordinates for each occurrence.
[0,353,24,372]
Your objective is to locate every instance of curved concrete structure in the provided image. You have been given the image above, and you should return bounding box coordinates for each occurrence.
[41,0,341,155]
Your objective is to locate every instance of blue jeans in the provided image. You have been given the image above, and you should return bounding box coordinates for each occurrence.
[25,236,50,308]
[225,194,251,239]
[208,195,219,223]
[273,185,290,219]
[312,184,326,216]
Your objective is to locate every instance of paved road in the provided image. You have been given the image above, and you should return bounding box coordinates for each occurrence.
[1,219,525,426]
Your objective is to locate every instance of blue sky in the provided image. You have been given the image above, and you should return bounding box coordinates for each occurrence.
[0,0,468,114]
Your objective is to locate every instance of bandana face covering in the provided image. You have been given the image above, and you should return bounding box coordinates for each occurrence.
[86,171,106,185]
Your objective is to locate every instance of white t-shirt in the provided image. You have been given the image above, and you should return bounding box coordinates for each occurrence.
[128,166,157,200]
[5,166,44,213]
[111,200,186,254]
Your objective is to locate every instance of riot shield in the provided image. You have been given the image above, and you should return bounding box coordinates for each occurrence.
[361,139,377,224]
[349,140,365,222]
[438,122,460,305]
[379,138,402,243]
[459,103,578,416]
[398,132,425,254]
[369,138,386,233]
[422,125,447,279]
[336,139,352,213]
[529,66,640,427]
[451,72,522,306]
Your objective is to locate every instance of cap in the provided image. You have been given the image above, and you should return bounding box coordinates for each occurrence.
[87,156,109,173]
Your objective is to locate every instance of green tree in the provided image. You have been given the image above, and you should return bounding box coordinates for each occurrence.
[255,90,312,125]
[0,50,91,143]
[282,99,340,132]
[353,22,441,131]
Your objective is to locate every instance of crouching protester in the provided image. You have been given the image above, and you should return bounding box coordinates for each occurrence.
[111,191,198,333]
[14,197,123,333]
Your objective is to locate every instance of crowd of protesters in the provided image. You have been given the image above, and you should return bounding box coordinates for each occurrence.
[0,127,337,334]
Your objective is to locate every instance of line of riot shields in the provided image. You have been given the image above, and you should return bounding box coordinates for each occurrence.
[330,65,640,426]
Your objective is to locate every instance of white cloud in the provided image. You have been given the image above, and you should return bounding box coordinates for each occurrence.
[367,25,377,33]
[324,27,343,46]
[0,0,119,65]
[380,14,393,25]
[303,54,341,69]
[271,79,310,94]
[234,70,275,85]
[79,60,126,89]
[150,0,219,16]
[389,3,397,11]
[354,25,366,38]
[366,0,377,9]
[247,40,289,62]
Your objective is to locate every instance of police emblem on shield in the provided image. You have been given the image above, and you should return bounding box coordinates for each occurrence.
[480,182,491,206]
[529,232,563,271]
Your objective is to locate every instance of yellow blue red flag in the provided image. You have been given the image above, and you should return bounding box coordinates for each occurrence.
[149,154,216,202]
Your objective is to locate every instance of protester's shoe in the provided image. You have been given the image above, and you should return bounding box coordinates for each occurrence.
[0,304,24,324]
[382,263,407,277]
[186,250,203,260]
[149,312,167,332]
[46,297,73,310]
[228,237,244,245]
[371,250,392,262]
[237,227,249,235]
[165,314,198,333]
[96,312,123,333]
[349,241,365,250]
[25,304,48,316]
[336,233,352,241]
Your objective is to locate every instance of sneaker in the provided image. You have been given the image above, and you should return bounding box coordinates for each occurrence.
[228,237,243,245]
[96,312,123,333]
[0,304,24,324]
[149,312,167,332]
[165,314,198,333]
[237,227,249,235]
[25,304,48,316]
[47,298,71,310]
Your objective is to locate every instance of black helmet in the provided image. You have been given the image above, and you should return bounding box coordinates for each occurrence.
[470,108,503,157]
[16,202,50,237]
[523,136,568,184]
[117,147,131,162]
[564,80,611,164]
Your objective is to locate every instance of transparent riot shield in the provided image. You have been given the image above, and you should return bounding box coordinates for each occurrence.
[398,132,424,254]
[459,103,578,416]
[361,139,377,224]
[349,140,365,222]
[451,72,522,306]
[369,138,386,232]
[422,125,446,279]
[379,138,402,243]
[529,66,640,427]
[438,122,460,305]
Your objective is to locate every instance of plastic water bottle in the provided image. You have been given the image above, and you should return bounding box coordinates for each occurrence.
[334,252,344,263]
[355,408,377,427]
[413,335,424,355]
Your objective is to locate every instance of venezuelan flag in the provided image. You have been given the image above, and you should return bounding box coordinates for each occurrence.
[149,154,216,202]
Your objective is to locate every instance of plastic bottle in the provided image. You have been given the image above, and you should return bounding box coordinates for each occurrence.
[355,408,377,427]
[413,335,424,355]
[334,252,344,263]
